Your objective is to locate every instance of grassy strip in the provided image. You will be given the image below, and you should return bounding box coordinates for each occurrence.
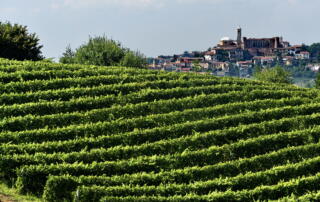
[0,183,42,202]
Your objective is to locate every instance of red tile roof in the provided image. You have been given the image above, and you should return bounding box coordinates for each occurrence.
[205,51,215,55]
[237,61,253,64]
[253,56,275,60]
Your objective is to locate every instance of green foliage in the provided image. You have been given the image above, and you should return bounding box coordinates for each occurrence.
[74,36,125,66]
[60,36,146,68]
[0,183,42,202]
[41,58,55,63]
[254,65,292,84]
[228,64,239,77]
[253,65,262,77]
[316,72,320,89]
[285,65,316,78]
[120,51,147,68]
[0,22,43,61]
[0,59,320,201]
[45,139,320,201]
[216,49,229,62]
[96,173,320,201]
[191,60,201,72]
[59,45,75,64]
[10,100,320,194]
[308,43,320,62]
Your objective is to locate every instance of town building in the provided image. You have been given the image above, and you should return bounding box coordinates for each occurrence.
[295,51,310,60]
[147,27,316,78]
[210,27,307,62]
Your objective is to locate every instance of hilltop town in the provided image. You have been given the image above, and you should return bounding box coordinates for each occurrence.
[148,28,320,79]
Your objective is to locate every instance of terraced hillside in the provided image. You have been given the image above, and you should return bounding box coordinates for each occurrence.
[0,58,320,201]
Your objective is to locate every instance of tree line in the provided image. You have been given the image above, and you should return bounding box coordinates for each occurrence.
[1,21,320,87]
[0,21,146,68]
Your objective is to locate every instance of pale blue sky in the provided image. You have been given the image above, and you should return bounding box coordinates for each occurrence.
[0,0,318,59]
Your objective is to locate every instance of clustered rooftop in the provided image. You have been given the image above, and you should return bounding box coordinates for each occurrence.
[209,27,300,61]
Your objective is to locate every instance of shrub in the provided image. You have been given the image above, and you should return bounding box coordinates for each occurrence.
[254,66,292,84]
[60,35,146,68]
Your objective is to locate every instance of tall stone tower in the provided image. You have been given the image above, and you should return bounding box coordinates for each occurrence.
[237,27,242,47]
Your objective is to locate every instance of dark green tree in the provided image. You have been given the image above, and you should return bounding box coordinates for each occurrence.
[228,64,239,77]
[0,22,43,61]
[275,50,283,66]
[59,45,75,64]
[216,50,229,62]
[308,43,320,62]
[254,65,292,84]
[243,50,253,60]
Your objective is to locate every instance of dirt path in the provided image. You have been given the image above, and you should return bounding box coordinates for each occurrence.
[0,194,16,202]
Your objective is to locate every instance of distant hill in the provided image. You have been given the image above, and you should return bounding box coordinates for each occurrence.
[0,58,320,201]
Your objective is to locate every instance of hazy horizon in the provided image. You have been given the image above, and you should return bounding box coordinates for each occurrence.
[1,0,319,59]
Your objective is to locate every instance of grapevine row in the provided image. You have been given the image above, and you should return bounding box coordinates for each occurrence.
[14,125,320,195]
[96,173,320,202]
[69,155,320,201]
[43,141,320,201]
[0,94,309,132]
[1,84,288,118]
[1,97,318,147]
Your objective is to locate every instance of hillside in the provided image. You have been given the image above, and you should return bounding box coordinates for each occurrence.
[0,58,320,201]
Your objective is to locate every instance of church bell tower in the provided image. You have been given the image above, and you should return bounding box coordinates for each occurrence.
[237,27,242,47]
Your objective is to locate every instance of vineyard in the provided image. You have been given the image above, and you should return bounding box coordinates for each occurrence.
[0,58,320,201]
